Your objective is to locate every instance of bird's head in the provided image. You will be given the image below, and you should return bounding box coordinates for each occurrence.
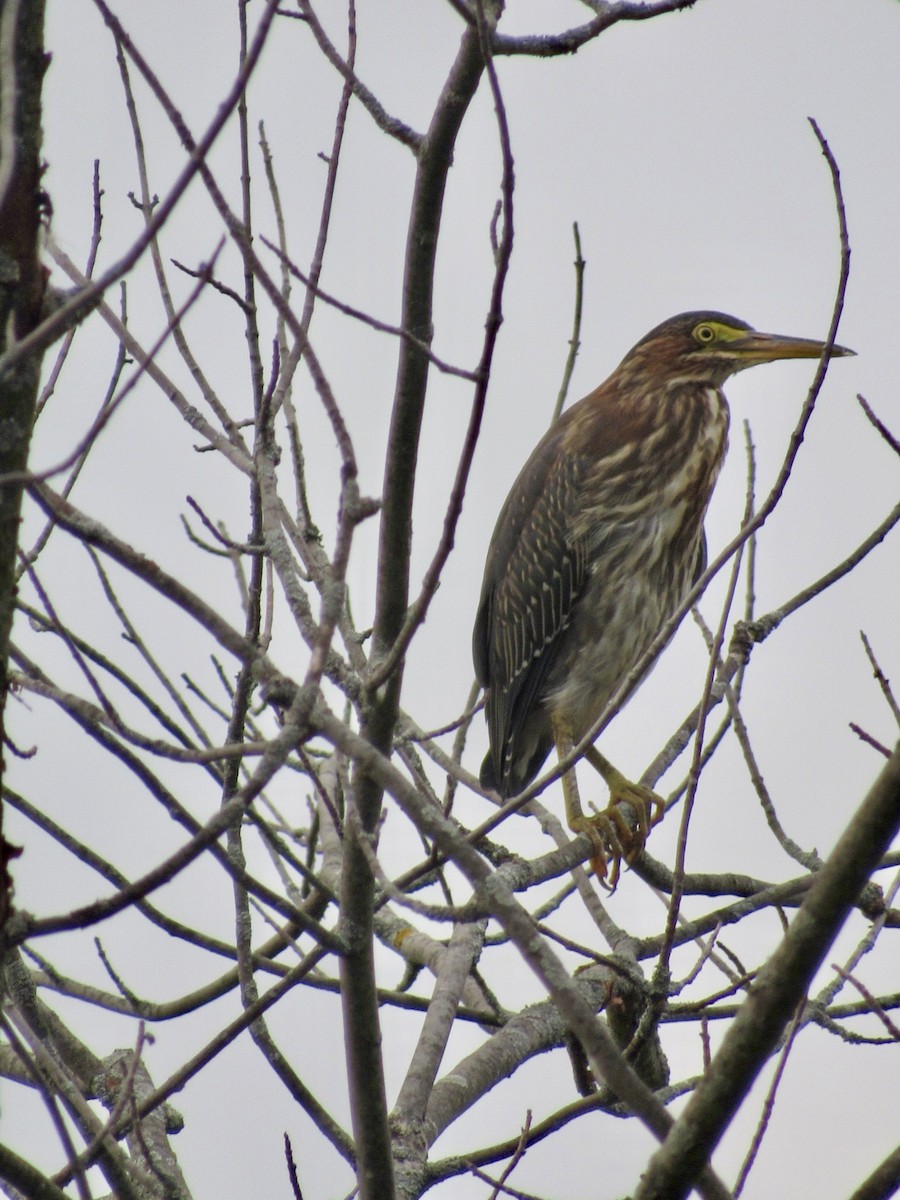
[624,310,854,388]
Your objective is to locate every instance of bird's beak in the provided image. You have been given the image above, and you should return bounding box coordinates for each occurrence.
[729,329,855,367]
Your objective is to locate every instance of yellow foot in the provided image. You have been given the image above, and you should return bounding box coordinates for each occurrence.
[550,713,665,888]
[571,777,665,889]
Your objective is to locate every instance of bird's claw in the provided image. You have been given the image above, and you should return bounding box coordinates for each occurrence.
[618,779,666,840]
[572,782,664,890]
[569,811,628,890]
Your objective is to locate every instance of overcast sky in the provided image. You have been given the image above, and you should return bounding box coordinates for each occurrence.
[7,2,900,1197]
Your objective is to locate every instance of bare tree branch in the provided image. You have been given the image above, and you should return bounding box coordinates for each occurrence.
[635,743,900,1200]
[0,0,46,931]
[3,7,894,1199]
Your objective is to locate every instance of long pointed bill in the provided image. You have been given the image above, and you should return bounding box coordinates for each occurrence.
[729,329,855,367]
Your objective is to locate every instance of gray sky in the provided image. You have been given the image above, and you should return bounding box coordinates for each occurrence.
[7,2,900,1197]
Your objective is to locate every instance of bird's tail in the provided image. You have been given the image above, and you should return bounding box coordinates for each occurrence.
[479,750,499,793]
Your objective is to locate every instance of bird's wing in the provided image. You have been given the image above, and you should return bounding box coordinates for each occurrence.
[693,530,708,586]
[473,425,589,791]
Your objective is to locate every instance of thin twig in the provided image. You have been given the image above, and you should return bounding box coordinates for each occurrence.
[364,0,516,692]
[260,236,478,381]
[860,631,900,727]
[732,1003,803,1196]
[552,222,585,422]
[0,0,283,380]
[857,393,900,456]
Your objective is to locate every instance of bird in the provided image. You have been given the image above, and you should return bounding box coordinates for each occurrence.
[472,311,853,881]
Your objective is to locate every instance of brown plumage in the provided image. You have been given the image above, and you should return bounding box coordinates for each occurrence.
[473,311,852,873]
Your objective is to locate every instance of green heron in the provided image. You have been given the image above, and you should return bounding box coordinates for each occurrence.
[473,311,853,879]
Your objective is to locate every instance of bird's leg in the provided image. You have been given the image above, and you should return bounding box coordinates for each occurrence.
[583,744,665,856]
[552,712,627,886]
[551,712,664,886]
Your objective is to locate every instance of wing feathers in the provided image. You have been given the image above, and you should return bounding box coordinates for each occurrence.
[474,431,588,793]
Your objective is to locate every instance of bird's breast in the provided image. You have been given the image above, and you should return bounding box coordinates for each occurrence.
[544,387,729,733]
[575,386,729,542]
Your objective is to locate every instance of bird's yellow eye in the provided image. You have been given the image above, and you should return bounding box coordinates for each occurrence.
[693,323,717,345]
